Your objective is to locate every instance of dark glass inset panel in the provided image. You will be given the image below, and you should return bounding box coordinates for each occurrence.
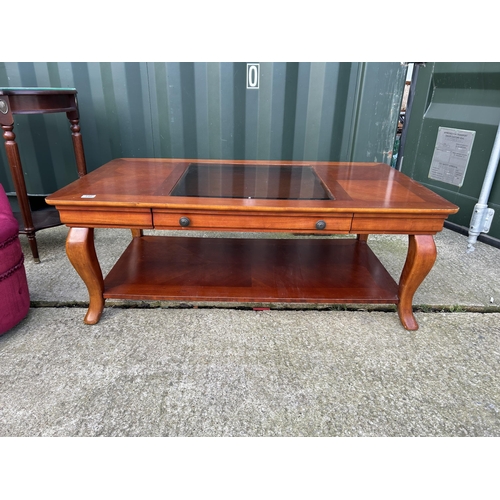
[170,163,333,200]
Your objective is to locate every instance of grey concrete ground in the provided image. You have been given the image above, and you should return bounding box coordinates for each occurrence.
[1,226,499,436]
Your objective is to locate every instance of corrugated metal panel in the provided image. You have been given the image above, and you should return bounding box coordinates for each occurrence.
[349,63,409,164]
[0,62,406,196]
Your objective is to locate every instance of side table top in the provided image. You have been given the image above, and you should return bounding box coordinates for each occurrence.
[0,87,77,95]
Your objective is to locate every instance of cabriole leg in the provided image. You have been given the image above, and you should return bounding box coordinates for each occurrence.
[130,229,143,238]
[398,234,437,331]
[66,227,105,324]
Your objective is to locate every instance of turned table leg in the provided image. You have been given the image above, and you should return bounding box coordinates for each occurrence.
[68,118,88,178]
[398,234,437,331]
[66,227,105,324]
[2,124,40,262]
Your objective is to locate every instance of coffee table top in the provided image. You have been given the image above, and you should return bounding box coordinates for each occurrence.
[46,158,459,215]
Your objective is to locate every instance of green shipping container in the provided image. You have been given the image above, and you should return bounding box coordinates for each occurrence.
[0,62,406,202]
[400,62,500,244]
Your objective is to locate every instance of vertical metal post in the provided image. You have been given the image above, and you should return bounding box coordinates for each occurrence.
[466,122,500,252]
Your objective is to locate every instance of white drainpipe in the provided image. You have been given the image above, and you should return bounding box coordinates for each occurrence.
[466,122,499,252]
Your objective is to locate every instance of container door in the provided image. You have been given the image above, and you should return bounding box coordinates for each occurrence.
[399,62,500,242]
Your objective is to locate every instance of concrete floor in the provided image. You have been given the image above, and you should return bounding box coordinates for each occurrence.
[1,226,499,436]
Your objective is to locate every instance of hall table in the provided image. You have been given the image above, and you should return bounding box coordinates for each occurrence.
[0,87,87,263]
[45,158,459,330]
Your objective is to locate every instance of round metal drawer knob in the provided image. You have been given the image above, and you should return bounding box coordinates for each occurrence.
[0,99,9,114]
[315,220,326,230]
[179,216,191,227]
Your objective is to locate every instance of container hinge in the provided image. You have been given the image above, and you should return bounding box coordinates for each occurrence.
[469,205,495,234]
[483,207,495,233]
[467,204,495,252]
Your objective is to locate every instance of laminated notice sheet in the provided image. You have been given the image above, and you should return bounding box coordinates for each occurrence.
[428,127,475,187]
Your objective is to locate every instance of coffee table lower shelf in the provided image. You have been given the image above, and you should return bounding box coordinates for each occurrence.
[103,236,400,305]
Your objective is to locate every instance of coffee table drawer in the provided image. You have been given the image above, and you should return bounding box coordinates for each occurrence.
[153,210,352,233]
[351,214,446,233]
[58,206,153,228]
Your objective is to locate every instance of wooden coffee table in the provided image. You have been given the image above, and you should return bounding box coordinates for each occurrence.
[45,158,459,330]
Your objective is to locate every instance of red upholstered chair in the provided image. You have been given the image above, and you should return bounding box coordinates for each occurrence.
[0,183,30,335]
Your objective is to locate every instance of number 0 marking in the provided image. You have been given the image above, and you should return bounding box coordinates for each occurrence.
[247,63,260,89]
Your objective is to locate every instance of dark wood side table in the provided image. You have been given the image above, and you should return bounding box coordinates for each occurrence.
[0,87,87,262]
